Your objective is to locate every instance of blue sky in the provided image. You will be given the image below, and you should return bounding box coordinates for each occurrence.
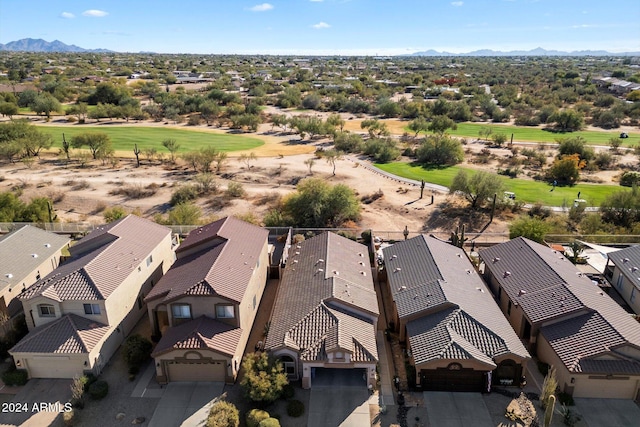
[1,0,638,54]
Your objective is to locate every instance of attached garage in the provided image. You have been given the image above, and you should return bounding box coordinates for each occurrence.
[26,356,84,379]
[420,366,486,392]
[311,367,367,388]
[166,360,226,382]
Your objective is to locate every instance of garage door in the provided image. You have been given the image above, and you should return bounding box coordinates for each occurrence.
[27,356,83,378]
[312,368,367,387]
[421,368,485,392]
[166,360,226,382]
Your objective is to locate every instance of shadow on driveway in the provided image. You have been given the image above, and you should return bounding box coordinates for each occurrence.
[147,382,224,427]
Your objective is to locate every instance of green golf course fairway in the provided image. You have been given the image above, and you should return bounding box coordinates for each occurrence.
[37,125,264,153]
[374,162,626,206]
[407,122,639,147]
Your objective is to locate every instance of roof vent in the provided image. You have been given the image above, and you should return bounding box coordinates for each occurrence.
[399,285,407,291]
[5,274,12,279]
[296,245,301,249]
[317,268,324,273]
[503,271,511,278]
[359,253,364,257]
[632,267,639,272]
[622,258,629,263]
[360,271,366,276]
[333,270,339,275]
[359,261,365,266]
[31,253,38,258]
[44,243,51,248]
[392,254,397,259]
[295,251,300,255]
[576,272,583,277]
[316,259,324,264]
[414,293,419,300]
[293,260,298,263]
[493,257,500,263]
[394,267,402,272]
[456,253,461,257]
[518,289,527,296]
[466,270,471,274]
[476,287,484,292]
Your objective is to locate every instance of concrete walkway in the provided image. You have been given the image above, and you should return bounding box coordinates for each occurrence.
[424,392,494,427]
[308,385,371,427]
[376,330,395,408]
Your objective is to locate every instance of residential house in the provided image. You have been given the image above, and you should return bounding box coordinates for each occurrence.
[145,217,269,384]
[480,237,640,399]
[10,216,174,379]
[606,245,640,315]
[0,226,69,321]
[265,232,379,389]
[382,236,529,392]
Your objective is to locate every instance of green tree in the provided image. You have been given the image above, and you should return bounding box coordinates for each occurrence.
[600,187,640,229]
[167,202,202,225]
[509,216,550,243]
[70,132,112,160]
[240,352,288,404]
[450,170,504,209]
[270,114,289,132]
[0,102,18,118]
[557,137,594,162]
[66,102,88,122]
[162,138,181,163]
[206,400,239,427]
[416,135,464,166]
[548,109,584,132]
[323,149,343,176]
[31,92,62,118]
[333,132,363,153]
[122,335,152,371]
[407,117,429,138]
[491,132,508,147]
[302,93,322,110]
[428,115,457,135]
[326,113,345,132]
[360,119,390,138]
[239,152,257,169]
[282,178,360,227]
[547,154,584,184]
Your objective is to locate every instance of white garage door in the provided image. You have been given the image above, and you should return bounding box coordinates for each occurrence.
[27,356,83,378]
[167,360,226,382]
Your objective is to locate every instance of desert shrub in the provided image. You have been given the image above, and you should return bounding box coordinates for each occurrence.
[258,419,281,427]
[1,368,28,386]
[241,352,288,404]
[68,180,91,191]
[103,206,127,222]
[63,409,76,426]
[225,182,246,198]
[207,400,239,427]
[82,373,97,392]
[620,171,640,187]
[171,185,200,206]
[122,334,152,371]
[88,380,108,399]
[70,375,88,408]
[529,203,553,219]
[557,391,574,406]
[109,184,157,199]
[360,230,372,245]
[286,400,305,417]
[246,409,270,427]
[361,189,384,204]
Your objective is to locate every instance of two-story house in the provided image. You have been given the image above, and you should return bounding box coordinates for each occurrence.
[0,226,70,322]
[480,237,640,399]
[605,245,640,315]
[9,216,174,379]
[145,217,269,384]
[382,236,529,392]
[265,232,379,389]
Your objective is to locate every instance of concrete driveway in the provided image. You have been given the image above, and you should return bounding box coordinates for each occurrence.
[0,379,71,427]
[147,382,224,427]
[308,385,372,427]
[575,398,640,427]
[423,392,494,427]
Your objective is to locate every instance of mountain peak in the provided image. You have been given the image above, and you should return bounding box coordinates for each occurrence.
[0,38,112,53]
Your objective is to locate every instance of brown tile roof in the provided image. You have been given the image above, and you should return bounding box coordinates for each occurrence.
[145,217,268,304]
[151,316,242,358]
[540,312,640,374]
[10,314,109,354]
[18,216,170,302]
[0,225,70,291]
[384,236,529,367]
[480,237,640,372]
[265,232,378,363]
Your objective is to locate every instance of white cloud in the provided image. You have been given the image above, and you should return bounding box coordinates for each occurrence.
[312,21,330,29]
[451,1,464,6]
[82,10,109,17]
[249,3,274,12]
[60,12,75,19]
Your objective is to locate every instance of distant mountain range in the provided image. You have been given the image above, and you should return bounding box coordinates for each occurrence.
[0,38,112,53]
[409,47,640,57]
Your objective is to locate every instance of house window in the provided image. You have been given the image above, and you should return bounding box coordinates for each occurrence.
[38,304,55,317]
[631,287,637,304]
[172,304,192,320]
[36,271,41,281]
[616,274,624,291]
[253,295,257,310]
[507,300,512,315]
[146,255,153,267]
[216,305,234,319]
[83,304,101,315]
[281,355,296,376]
[335,351,344,360]
[137,296,143,310]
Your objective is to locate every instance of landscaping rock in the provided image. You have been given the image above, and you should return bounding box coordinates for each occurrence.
[132,416,146,424]
[116,413,126,421]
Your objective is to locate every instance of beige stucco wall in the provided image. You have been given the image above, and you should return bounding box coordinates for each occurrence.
[1,248,66,316]
[154,348,234,384]
[300,361,377,389]
[611,267,640,315]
